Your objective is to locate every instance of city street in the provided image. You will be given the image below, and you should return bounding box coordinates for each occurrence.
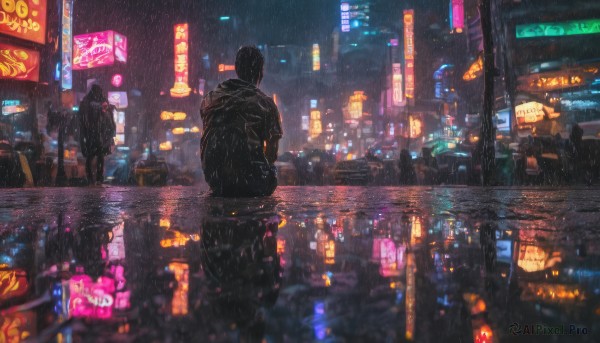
[1,186,599,342]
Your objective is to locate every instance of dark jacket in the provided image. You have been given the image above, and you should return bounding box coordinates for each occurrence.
[200,79,283,196]
[79,92,116,157]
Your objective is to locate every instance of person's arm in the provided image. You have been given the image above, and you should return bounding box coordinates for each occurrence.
[265,99,283,165]
[265,138,279,164]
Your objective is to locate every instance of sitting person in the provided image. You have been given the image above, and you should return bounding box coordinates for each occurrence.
[200,46,283,196]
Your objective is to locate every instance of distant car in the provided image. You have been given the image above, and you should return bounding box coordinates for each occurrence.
[133,156,168,186]
[274,160,297,185]
[334,159,370,185]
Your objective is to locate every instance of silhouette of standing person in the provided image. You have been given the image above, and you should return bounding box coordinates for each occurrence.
[79,85,116,185]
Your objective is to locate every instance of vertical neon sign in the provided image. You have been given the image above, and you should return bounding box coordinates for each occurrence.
[170,23,191,98]
[340,2,350,32]
[61,0,73,89]
[450,0,464,32]
[392,63,404,106]
[403,10,415,100]
[168,262,189,316]
[312,43,320,71]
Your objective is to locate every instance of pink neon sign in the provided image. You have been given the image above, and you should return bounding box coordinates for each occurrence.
[69,275,115,319]
[73,31,127,70]
[451,0,464,31]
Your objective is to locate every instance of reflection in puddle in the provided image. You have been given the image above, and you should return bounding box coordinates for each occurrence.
[0,189,599,342]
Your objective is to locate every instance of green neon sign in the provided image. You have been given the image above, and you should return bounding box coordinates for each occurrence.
[516,19,600,39]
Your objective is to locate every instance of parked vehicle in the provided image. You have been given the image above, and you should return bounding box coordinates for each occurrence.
[334,159,371,185]
[0,140,25,188]
[275,160,298,185]
[133,155,168,186]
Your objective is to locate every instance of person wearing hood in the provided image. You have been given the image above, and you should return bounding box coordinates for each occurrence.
[78,85,116,186]
[200,46,283,196]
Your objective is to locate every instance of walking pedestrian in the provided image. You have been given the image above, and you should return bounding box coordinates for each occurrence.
[78,85,116,186]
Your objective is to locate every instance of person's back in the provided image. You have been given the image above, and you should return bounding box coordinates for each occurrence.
[201,46,282,197]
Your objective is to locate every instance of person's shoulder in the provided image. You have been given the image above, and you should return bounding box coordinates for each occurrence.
[256,91,277,110]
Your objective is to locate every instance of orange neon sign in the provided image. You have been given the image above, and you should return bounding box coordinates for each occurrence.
[0,43,40,81]
[168,262,189,316]
[0,269,29,302]
[170,23,191,98]
[218,64,235,72]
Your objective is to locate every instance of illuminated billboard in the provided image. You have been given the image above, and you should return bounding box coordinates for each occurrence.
[372,238,406,277]
[312,43,320,71]
[0,0,47,44]
[0,42,40,81]
[404,10,415,100]
[516,19,600,39]
[347,91,367,120]
[73,31,127,70]
[168,262,189,316]
[218,64,235,72]
[515,101,560,126]
[517,73,584,92]
[0,269,29,302]
[69,275,116,319]
[302,115,309,130]
[392,63,404,106]
[340,1,369,33]
[309,109,322,138]
[170,23,191,98]
[107,91,128,109]
[114,32,127,63]
[450,0,464,32]
[61,0,73,89]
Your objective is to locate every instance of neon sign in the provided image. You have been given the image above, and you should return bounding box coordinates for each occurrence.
[170,23,191,98]
[0,269,28,302]
[347,91,367,120]
[463,54,483,81]
[340,2,350,32]
[111,74,123,87]
[73,31,127,70]
[168,262,189,316]
[173,112,186,121]
[309,110,322,138]
[312,43,320,71]
[517,18,600,39]
[404,10,415,100]
[0,42,40,81]
[69,275,116,319]
[218,63,235,72]
[107,91,128,109]
[61,0,73,89]
[0,0,47,44]
[392,63,404,106]
[515,101,545,125]
[340,1,369,33]
[450,0,464,32]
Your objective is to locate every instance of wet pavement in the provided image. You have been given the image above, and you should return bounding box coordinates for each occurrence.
[1,186,600,342]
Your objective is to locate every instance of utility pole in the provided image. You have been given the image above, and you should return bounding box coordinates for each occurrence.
[479,0,496,186]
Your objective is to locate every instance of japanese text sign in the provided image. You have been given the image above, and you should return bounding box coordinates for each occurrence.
[170,23,191,97]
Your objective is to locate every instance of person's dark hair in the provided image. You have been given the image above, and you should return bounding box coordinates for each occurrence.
[235,46,264,85]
